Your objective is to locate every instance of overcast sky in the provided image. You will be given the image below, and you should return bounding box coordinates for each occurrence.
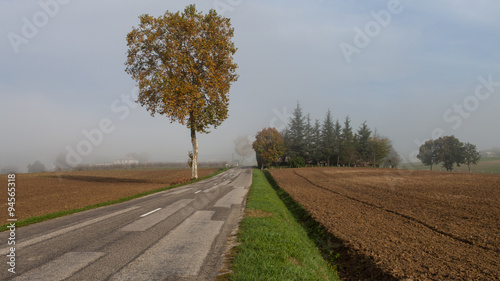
[1,0,499,171]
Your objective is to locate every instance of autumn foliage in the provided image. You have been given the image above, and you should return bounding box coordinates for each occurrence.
[252,128,286,169]
[170,177,190,185]
[125,5,238,179]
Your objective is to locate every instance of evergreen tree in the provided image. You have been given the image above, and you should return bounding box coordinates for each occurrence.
[304,114,314,164]
[286,102,306,159]
[311,119,322,165]
[341,116,355,166]
[333,119,342,166]
[321,110,335,166]
[355,121,372,166]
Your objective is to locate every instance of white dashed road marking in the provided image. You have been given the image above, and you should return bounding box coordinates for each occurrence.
[140,208,161,218]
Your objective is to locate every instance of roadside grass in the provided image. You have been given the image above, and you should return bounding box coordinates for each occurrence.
[0,168,228,232]
[229,169,339,281]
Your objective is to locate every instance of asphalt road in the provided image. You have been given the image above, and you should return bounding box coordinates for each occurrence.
[0,167,252,280]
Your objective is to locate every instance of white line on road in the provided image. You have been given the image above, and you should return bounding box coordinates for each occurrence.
[194,190,202,194]
[140,208,162,217]
[121,199,194,232]
[0,206,139,255]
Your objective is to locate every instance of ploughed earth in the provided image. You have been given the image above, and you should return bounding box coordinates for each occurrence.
[1,168,217,224]
[270,167,500,281]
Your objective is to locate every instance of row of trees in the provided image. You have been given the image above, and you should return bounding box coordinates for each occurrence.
[253,103,399,169]
[417,136,481,172]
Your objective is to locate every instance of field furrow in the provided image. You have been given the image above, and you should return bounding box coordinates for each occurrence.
[270,167,500,280]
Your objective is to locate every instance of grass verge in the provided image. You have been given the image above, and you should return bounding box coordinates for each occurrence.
[229,169,339,281]
[0,168,228,232]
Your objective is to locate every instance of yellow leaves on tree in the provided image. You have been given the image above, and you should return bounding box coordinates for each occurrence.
[125,4,238,179]
[252,128,286,169]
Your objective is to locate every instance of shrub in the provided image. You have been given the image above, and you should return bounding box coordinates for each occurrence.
[170,177,190,185]
[289,156,305,168]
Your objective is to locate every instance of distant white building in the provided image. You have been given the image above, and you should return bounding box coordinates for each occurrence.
[113,159,139,165]
[485,152,495,158]
[93,163,113,167]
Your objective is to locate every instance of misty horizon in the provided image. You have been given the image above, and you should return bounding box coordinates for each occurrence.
[1,1,499,173]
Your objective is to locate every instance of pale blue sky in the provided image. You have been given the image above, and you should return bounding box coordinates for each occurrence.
[1,0,499,171]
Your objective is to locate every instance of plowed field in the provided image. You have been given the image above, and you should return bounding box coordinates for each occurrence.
[0,168,217,224]
[270,168,500,280]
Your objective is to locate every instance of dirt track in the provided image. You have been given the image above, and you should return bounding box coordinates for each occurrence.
[1,168,217,224]
[270,167,500,280]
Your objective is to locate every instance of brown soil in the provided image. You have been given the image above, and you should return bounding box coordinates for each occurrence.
[1,168,217,224]
[270,167,500,281]
[245,209,273,218]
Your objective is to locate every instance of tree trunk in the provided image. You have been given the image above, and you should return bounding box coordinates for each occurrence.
[191,128,198,179]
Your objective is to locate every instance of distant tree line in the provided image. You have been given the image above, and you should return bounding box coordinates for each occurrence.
[253,103,400,169]
[27,160,46,173]
[58,161,229,172]
[417,135,481,172]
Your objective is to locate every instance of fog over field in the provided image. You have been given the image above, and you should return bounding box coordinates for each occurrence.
[1,0,499,172]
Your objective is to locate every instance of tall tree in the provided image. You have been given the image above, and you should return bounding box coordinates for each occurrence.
[417,139,440,170]
[355,121,372,166]
[333,119,342,166]
[321,110,335,166]
[252,128,286,169]
[369,131,391,167]
[463,142,481,172]
[341,116,355,166]
[286,102,306,159]
[304,114,314,164]
[125,4,238,179]
[311,119,322,165]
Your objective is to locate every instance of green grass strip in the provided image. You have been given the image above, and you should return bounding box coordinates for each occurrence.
[0,168,228,232]
[229,169,339,281]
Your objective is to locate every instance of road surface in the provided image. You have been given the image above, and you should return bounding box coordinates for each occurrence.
[0,167,252,280]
